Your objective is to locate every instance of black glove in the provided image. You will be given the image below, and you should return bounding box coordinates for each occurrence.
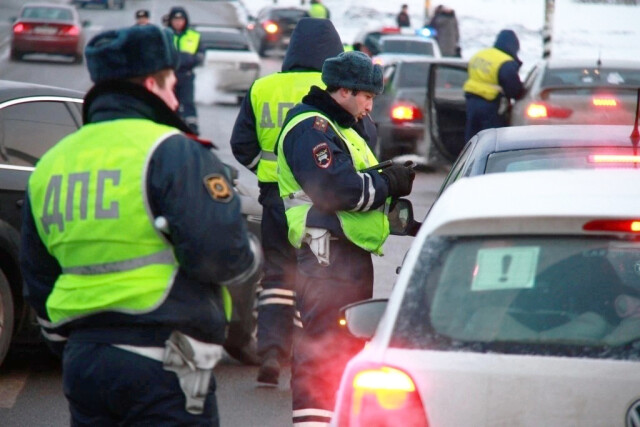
[380,165,415,198]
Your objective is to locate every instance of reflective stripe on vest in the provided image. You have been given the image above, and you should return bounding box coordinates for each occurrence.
[463,47,513,101]
[174,29,200,54]
[28,119,180,325]
[251,72,325,183]
[276,111,390,254]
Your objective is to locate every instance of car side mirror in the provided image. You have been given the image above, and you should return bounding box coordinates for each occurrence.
[10,16,17,23]
[82,20,91,28]
[388,198,421,236]
[339,298,388,339]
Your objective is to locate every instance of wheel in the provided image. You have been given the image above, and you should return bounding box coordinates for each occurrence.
[0,269,15,367]
[257,40,267,58]
[9,49,22,61]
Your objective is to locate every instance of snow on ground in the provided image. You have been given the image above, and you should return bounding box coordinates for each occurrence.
[239,0,640,75]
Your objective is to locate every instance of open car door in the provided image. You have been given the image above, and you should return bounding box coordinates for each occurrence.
[425,62,468,163]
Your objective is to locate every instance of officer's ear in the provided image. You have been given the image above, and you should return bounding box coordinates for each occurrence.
[142,75,157,93]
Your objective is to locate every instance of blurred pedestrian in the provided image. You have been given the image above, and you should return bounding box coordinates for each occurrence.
[396,4,411,28]
[276,51,415,426]
[463,29,524,142]
[352,41,372,57]
[168,6,203,135]
[20,24,262,426]
[134,9,150,26]
[429,5,460,57]
[309,0,330,19]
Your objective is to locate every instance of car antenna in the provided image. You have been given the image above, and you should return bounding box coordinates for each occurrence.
[630,88,640,146]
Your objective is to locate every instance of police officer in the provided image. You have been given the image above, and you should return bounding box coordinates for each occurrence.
[134,9,150,26]
[276,51,415,425]
[463,29,524,142]
[167,6,203,135]
[231,18,343,386]
[20,25,262,426]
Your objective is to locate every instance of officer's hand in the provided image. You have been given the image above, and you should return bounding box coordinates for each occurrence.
[380,164,415,198]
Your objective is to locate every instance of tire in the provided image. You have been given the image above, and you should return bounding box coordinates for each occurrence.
[9,49,22,61]
[257,41,267,58]
[0,269,15,368]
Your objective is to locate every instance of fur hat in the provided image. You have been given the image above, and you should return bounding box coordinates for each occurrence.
[135,9,149,19]
[321,51,383,95]
[85,25,179,83]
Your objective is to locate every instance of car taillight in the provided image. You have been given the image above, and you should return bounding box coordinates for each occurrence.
[13,23,26,33]
[336,364,428,427]
[263,20,278,34]
[592,96,618,107]
[588,154,640,164]
[62,25,79,36]
[583,220,640,233]
[391,102,423,122]
[247,23,255,30]
[526,102,572,119]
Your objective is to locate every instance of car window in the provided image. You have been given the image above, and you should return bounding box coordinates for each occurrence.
[391,235,640,359]
[432,66,466,100]
[22,7,73,21]
[199,30,250,51]
[270,9,308,21]
[523,64,539,89]
[542,67,640,87]
[0,101,78,166]
[381,39,434,56]
[396,62,429,88]
[486,147,640,173]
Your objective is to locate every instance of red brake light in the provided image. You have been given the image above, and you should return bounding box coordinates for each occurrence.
[381,26,401,34]
[391,102,423,122]
[336,364,428,427]
[263,20,278,34]
[583,220,640,233]
[62,25,80,36]
[13,23,25,33]
[526,102,572,119]
[588,154,640,164]
[592,96,618,107]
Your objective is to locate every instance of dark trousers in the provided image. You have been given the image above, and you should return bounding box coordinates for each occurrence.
[257,185,297,362]
[291,239,373,426]
[63,341,219,426]
[464,93,505,142]
[175,72,198,134]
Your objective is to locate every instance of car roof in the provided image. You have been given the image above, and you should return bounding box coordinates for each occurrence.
[0,79,84,103]
[393,56,467,66]
[422,169,640,237]
[380,34,435,43]
[21,2,75,9]
[475,124,638,151]
[540,58,640,70]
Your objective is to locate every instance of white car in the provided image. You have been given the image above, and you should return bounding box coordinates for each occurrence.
[194,24,261,104]
[333,169,640,426]
[371,34,441,68]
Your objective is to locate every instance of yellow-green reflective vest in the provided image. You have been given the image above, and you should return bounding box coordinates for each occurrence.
[276,111,390,255]
[173,29,200,54]
[251,72,325,183]
[463,47,512,101]
[309,3,328,19]
[28,119,182,325]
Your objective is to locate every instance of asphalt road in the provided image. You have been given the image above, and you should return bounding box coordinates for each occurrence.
[0,1,448,425]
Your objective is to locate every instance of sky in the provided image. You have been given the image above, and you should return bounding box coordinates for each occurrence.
[239,0,640,76]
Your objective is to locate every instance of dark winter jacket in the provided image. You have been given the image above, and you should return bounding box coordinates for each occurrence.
[429,9,459,57]
[396,11,411,28]
[279,86,390,236]
[493,29,524,100]
[20,81,258,348]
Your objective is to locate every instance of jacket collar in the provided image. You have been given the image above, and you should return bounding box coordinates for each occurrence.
[301,86,356,128]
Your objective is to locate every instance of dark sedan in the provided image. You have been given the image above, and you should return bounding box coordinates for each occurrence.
[10,3,88,63]
[438,124,640,196]
[371,58,467,161]
[246,6,309,57]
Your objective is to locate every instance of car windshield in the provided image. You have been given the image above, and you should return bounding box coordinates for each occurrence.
[486,147,640,173]
[391,235,640,359]
[542,67,640,87]
[199,30,250,51]
[381,39,434,56]
[22,7,72,21]
[271,10,308,21]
